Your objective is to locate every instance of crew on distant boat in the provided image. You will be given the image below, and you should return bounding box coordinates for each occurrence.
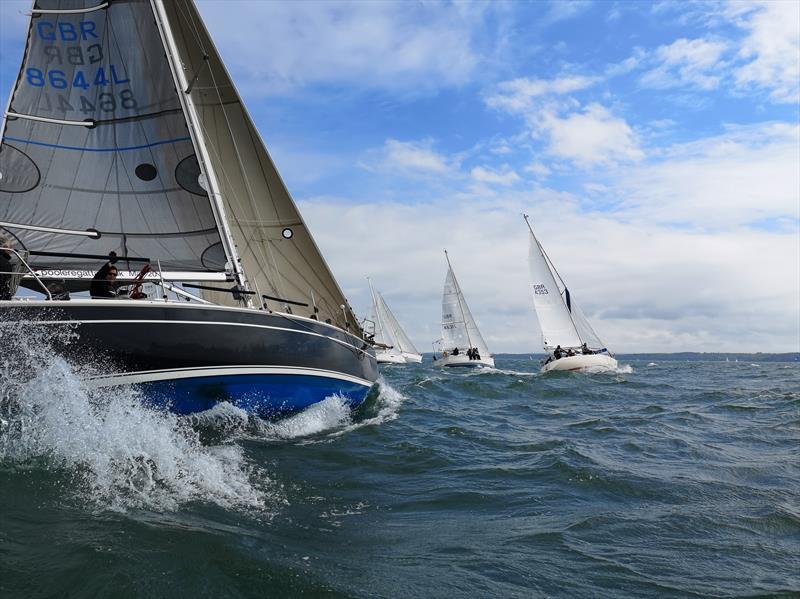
[0,236,15,301]
[554,345,564,359]
[452,347,460,356]
[581,342,594,355]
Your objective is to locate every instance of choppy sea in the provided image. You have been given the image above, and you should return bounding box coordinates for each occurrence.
[1,336,798,597]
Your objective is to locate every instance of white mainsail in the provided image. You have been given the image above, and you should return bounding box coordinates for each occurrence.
[375,290,420,360]
[525,215,606,351]
[441,251,490,357]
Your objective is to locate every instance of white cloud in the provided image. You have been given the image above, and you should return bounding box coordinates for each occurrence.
[616,122,799,227]
[641,38,729,90]
[360,139,456,176]
[541,103,644,166]
[485,75,598,113]
[470,165,521,186]
[298,119,799,354]
[727,1,800,103]
[525,162,551,178]
[301,185,799,354]
[486,75,643,167]
[197,0,489,94]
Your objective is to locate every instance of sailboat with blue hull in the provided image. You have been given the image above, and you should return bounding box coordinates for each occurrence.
[0,0,377,418]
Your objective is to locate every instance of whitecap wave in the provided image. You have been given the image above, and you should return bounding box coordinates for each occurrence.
[0,321,273,513]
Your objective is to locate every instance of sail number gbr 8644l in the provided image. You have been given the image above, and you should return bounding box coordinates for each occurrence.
[24,18,137,114]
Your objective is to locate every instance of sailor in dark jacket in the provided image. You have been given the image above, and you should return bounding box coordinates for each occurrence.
[90,252,120,298]
[0,236,16,300]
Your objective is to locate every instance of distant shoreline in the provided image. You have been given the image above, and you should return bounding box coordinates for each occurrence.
[422,352,800,362]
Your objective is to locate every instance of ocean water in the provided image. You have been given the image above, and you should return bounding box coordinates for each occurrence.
[1,338,798,597]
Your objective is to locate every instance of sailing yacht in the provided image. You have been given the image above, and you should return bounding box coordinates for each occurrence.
[524,215,617,373]
[433,251,494,368]
[367,278,422,364]
[0,0,377,417]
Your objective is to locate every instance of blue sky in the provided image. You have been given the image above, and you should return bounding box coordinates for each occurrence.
[1,0,798,352]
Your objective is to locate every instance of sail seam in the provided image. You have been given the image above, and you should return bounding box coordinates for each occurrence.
[3,135,191,152]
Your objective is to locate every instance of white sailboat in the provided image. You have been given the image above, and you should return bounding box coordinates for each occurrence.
[367,278,422,364]
[524,215,617,373]
[433,250,494,368]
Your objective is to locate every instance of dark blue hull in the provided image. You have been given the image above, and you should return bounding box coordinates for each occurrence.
[1,300,379,419]
[141,373,372,418]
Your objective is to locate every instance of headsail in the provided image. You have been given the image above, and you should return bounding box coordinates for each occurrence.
[525,215,605,350]
[0,0,227,274]
[161,0,361,332]
[441,252,490,356]
[376,290,419,357]
[368,279,402,358]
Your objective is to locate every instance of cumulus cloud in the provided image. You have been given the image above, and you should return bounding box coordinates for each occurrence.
[616,122,799,227]
[359,139,457,176]
[301,182,798,354]
[484,75,598,113]
[727,0,800,103]
[640,37,729,90]
[470,165,521,186]
[196,0,490,95]
[540,103,644,166]
[486,75,643,167]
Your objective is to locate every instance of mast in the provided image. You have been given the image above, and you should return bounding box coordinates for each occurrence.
[150,0,250,302]
[444,249,473,349]
[523,214,583,346]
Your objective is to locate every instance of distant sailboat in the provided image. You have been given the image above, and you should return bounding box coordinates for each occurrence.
[0,0,377,417]
[433,251,494,368]
[525,215,617,373]
[367,278,422,364]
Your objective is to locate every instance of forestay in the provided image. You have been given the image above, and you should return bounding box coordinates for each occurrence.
[162,0,361,332]
[441,258,490,356]
[0,0,226,274]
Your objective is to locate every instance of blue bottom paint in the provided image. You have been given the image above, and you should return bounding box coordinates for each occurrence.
[137,374,373,419]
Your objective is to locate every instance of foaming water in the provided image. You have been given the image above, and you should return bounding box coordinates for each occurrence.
[0,322,271,513]
[251,377,406,441]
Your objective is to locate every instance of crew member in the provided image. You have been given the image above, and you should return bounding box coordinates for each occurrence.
[0,236,15,300]
[90,252,120,298]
